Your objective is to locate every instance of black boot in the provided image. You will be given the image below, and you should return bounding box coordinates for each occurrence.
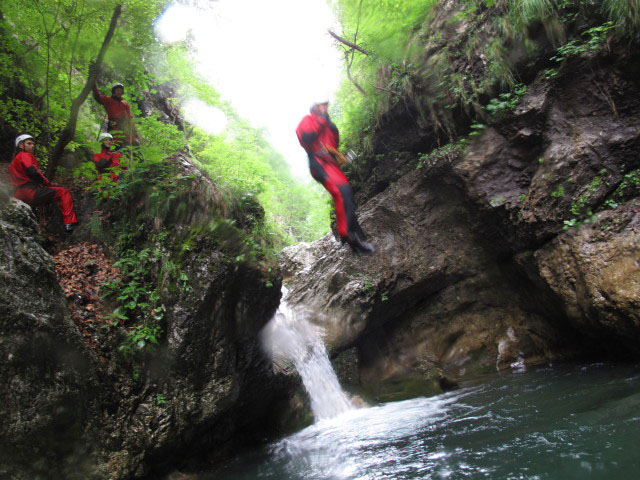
[347,231,375,254]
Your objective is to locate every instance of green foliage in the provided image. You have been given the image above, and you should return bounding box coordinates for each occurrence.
[450,3,480,23]
[562,209,595,230]
[611,168,640,202]
[358,271,384,296]
[603,0,640,40]
[74,155,124,200]
[505,0,566,46]
[569,171,605,217]
[550,22,615,62]
[362,278,376,295]
[486,37,516,89]
[334,0,438,63]
[119,323,163,357]
[562,168,615,229]
[469,123,487,135]
[98,217,230,358]
[332,0,438,152]
[96,166,213,358]
[416,141,465,170]
[331,0,640,175]
[486,84,527,118]
[0,96,43,139]
[0,0,165,160]
[562,217,579,229]
[550,185,565,198]
[191,120,330,245]
[135,117,187,162]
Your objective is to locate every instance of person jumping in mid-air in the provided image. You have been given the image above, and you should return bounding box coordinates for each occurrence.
[296,100,374,254]
[9,134,78,232]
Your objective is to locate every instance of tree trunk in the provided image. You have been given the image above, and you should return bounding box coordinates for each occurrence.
[46,4,122,180]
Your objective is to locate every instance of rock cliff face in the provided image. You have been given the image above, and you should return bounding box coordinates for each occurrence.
[283,22,640,399]
[0,188,98,479]
[0,157,287,479]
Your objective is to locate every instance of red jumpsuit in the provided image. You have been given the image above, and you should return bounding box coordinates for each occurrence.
[296,112,359,239]
[93,147,126,182]
[92,86,138,148]
[9,152,78,225]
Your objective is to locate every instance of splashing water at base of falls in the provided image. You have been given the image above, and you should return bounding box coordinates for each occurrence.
[205,362,640,480]
[201,290,640,480]
[260,288,354,420]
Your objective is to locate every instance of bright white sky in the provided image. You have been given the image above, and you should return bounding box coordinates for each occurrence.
[155,0,343,178]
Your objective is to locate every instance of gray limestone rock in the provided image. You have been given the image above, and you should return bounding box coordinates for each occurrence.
[0,196,98,479]
[281,45,640,400]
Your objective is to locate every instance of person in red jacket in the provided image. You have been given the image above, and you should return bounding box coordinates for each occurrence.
[92,82,139,149]
[296,100,374,253]
[93,133,127,182]
[9,134,78,232]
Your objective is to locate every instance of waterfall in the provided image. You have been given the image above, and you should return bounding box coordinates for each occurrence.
[261,288,354,420]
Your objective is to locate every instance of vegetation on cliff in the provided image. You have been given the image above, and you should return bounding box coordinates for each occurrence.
[0,0,333,362]
[1,3,301,475]
[0,0,330,247]
[332,0,640,154]
[329,0,640,234]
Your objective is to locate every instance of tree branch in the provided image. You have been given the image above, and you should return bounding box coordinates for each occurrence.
[47,4,122,180]
[328,30,370,55]
[371,84,394,93]
[344,51,366,95]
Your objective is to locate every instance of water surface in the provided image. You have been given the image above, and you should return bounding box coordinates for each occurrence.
[205,363,640,479]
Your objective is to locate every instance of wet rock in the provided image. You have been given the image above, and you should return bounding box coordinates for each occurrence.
[535,200,640,354]
[283,168,575,394]
[83,157,286,478]
[0,155,289,479]
[0,196,98,479]
[282,42,640,397]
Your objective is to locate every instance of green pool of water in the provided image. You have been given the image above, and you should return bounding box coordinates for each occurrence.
[204,363,640,479]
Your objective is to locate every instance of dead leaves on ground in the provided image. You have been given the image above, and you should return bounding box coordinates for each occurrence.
[53,242,120,349]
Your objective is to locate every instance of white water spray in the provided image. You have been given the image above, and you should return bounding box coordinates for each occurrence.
[261,288,354,420]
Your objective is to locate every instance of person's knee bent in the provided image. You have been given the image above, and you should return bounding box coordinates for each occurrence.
[51,186,71,199]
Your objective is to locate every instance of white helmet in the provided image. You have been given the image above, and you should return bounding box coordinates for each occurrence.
[15,134,34,147]
[311,100,330,110]
[98,133,114,141]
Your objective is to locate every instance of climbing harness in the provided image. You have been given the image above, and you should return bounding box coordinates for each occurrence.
[325,145,348,165]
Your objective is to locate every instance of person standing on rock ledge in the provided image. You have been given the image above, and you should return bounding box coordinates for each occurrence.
[9,134,78,232]
[296,100,375,254]
[92,80,140,151]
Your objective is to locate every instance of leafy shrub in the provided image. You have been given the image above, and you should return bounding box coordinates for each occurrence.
[486,84,528,118]
[603,0,640,40]
[550,22,615,62]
